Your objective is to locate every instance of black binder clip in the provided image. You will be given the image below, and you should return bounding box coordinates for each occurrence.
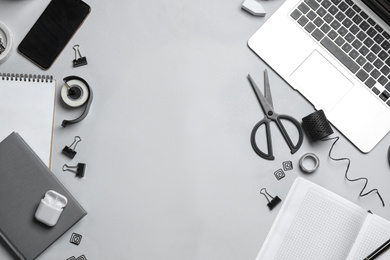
[260,188,281,210]
[72,45,87,67]
[62,136,82,159]
[63,163,86,178]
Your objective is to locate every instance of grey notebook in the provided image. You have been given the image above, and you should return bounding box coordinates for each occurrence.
[0,132,87,260]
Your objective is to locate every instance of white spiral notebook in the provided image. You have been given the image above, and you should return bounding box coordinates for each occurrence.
[0,73,55,167]
[256,178,390,260]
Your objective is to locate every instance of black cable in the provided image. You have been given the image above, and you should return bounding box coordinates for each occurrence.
[322,136,385,207]
[302,110,385,207]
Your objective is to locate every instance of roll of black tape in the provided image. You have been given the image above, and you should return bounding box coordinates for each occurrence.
[301,110,333,142]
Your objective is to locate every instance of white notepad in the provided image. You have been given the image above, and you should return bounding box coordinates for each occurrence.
[0,73,55,167]
[256,178,390,260]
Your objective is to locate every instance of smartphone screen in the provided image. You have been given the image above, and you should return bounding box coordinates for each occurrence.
[18,0,91,70]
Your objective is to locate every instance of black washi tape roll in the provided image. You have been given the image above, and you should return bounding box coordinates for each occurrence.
[301,110,333,142]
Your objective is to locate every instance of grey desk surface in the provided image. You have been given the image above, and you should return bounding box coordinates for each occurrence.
[1,0,390,259]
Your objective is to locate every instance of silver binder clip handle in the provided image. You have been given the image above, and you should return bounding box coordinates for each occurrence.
[260,188,281,210]
[63,163,86,178]
[73,44,87,67]
[62,136,82,159]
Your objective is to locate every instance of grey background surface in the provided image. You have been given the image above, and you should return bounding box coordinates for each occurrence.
[0,0,390,259]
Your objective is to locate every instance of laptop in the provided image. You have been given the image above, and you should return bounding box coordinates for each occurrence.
[248,0,390,153]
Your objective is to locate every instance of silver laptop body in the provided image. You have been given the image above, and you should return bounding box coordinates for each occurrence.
[248,0,390,152]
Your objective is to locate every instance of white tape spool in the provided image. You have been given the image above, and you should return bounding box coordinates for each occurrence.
[61,79,89,107]
[0,20,13,63]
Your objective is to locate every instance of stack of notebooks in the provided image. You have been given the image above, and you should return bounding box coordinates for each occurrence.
[0,132,87,260]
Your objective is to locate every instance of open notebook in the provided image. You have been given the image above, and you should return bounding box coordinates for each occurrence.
[256,178,390,260]
[0,73,55,167]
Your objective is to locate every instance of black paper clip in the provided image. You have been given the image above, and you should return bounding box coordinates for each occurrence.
[62,136,82,159]
[73,45,87,67]
[260,188,281,210]
[63,163,86,178]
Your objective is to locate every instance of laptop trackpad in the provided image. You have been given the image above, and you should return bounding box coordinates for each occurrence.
[291,50,353,111]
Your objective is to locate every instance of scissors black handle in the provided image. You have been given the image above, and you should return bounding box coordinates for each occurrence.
[250,114,304,160]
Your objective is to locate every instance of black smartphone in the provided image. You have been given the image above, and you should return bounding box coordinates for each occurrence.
[18,0,91,70]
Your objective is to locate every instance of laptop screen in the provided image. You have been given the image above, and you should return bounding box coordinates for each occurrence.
[362,0,390,25]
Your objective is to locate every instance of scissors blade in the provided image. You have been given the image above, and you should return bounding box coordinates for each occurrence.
[247,74,273,115]
[263,69,273,109]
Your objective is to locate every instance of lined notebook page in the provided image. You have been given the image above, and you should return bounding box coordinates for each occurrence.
[256,178,367,260]
[347,214,390,260]
[0,74,55,167]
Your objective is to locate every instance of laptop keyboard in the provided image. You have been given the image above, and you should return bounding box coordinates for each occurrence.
[290,0,390,106]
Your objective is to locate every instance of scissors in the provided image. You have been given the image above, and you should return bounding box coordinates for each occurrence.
[248,70,304,160]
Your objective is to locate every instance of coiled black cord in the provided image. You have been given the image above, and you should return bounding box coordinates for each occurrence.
[302,110,385,207]
[323,136,385,207]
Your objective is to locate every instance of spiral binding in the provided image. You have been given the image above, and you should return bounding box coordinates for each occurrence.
[0,73,53,82]
[302,110,385,207]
